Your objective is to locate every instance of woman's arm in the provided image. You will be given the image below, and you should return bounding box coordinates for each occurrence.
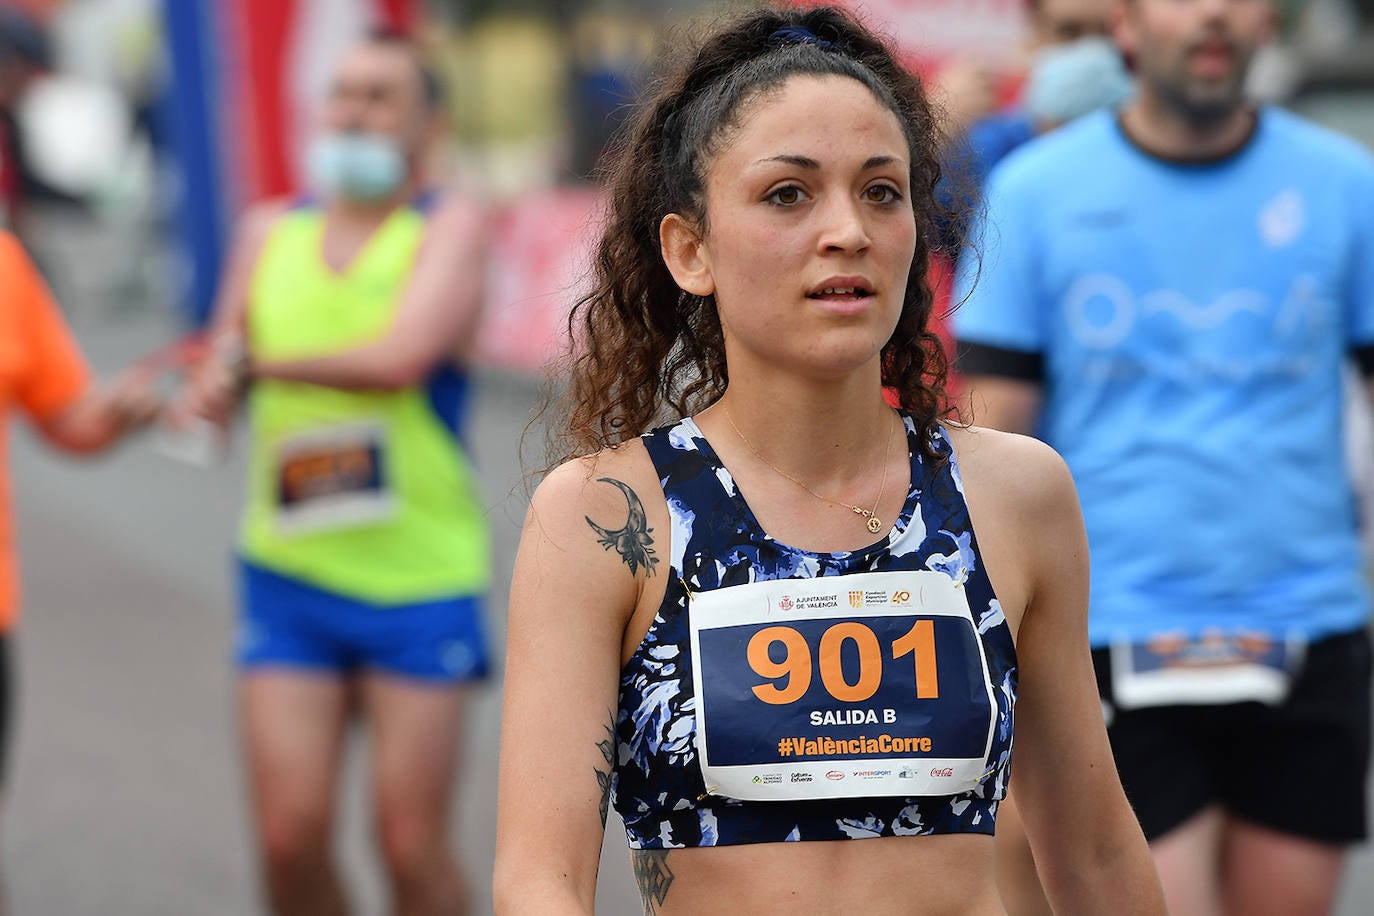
[494,453,655,915]
[996,438,1166,915]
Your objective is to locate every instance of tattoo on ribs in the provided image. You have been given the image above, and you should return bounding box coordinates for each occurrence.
[595,711,615,827]
[632,849,674,915]
[585,477,659,576]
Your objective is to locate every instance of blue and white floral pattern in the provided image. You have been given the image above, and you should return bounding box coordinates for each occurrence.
[612,414,1018,848]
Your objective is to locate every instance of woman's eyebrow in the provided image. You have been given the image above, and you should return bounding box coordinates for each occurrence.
[751,154,905,170]
[862,155,901,170]
[754,154,820,169]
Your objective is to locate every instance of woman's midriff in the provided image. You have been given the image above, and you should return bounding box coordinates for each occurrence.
[631,833,1004,915]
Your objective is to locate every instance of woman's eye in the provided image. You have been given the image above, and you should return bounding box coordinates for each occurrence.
[865,184,902,204]
[766,186,805,206]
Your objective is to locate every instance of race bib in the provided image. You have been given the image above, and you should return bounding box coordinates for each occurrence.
[273,422,395,534]
[687,570,997,802]
[1110,629,1305,709]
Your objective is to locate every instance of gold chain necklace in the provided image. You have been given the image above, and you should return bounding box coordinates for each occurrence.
[723,406,896,535]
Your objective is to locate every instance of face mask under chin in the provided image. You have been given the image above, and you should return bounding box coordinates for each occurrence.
[307,132,407,202]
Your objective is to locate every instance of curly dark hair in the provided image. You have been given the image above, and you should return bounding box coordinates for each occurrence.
[550,4,952,465]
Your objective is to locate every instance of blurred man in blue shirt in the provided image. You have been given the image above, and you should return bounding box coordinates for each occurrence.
[955,1,1374,913]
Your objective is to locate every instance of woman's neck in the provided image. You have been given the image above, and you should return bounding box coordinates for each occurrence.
[703,363,896,489]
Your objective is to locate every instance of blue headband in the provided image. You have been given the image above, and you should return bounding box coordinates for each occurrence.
[769,25,834,51]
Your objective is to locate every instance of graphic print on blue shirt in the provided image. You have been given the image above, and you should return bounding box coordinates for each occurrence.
[953,108,1374,645]
[610,414,1017,848]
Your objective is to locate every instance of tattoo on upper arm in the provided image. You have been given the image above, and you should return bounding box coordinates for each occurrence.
[585,477,660,577]
[595,710,615,828]
[631,849,674,915]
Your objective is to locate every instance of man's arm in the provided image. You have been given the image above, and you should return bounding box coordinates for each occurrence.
[955,342,1044,435]
[174,200,284,425]
[960,374,1042,436]
[951,154,1048,436]
[35,370,160,454]
[249,197,487,390]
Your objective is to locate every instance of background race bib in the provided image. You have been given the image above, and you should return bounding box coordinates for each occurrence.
[688,570,997,802]
[274,422,395,534]
[1111,629,1305,709]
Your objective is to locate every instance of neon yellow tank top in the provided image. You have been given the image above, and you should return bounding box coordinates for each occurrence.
[240,202,489,603]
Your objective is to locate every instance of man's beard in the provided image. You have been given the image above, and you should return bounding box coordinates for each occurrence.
[1147,63,1251,129]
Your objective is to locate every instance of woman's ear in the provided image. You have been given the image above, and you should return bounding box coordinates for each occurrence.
[659,213,715,297]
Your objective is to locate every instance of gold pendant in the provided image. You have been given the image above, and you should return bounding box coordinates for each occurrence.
[866,516,883,534]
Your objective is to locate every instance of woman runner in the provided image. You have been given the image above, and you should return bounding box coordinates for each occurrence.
[495,7,1165,914]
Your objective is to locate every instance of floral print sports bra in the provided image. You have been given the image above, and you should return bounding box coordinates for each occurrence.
[610,414,1018,849]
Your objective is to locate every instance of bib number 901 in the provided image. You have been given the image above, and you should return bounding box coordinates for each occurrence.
[747,619,938,706]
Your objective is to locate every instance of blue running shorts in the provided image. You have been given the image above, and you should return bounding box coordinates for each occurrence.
[236,558,489,684]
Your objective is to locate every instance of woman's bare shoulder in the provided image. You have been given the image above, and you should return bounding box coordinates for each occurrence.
[942,425,1084,635]
[944,424,1080,528]
[533,440,660,515]
[525,439,668,580]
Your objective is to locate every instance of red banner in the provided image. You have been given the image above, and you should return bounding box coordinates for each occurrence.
[478,187,607,373]
[840,0,1027,65]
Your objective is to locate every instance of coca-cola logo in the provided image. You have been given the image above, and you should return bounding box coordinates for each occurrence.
[930,767,954,778]
[825,770,845,781]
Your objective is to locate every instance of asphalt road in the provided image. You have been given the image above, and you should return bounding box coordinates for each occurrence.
[6,309,1374,915]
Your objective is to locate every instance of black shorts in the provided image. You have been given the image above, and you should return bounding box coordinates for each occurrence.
[1093,627,1372,844]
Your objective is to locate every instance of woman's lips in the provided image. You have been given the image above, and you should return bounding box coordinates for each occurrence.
[807,290,875,315]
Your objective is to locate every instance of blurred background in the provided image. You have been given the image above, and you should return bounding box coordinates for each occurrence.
[3,0,1374,913]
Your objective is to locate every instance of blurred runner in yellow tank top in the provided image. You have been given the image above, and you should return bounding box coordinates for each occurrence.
[175,31,488,916]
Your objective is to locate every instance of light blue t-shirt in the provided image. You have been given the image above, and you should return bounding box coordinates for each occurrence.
[953,108,1374,646]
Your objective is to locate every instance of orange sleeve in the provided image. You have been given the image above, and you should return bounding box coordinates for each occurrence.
[3,235,91,423]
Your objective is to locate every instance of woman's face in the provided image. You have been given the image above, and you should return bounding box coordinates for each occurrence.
[692,74,917,380]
